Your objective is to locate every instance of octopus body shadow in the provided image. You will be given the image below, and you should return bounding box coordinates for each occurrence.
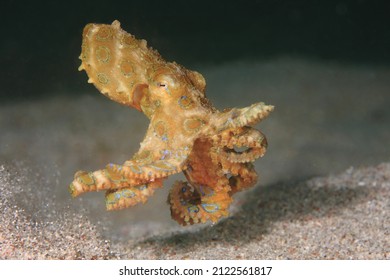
[143,176,370,251]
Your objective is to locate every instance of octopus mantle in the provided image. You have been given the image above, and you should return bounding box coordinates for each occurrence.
[69,20,274,226]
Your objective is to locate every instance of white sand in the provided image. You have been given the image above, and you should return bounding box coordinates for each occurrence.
[0,58,389,259]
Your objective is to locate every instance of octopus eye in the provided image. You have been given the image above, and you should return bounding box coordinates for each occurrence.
[157,82,168,89]
[181,186,187,193]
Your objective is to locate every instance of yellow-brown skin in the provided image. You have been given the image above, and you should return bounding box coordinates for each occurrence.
[70,20,274,225]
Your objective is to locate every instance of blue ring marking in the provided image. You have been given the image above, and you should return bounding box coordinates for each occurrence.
[78,172,96,185]
[188,205,200,213]
[136,185,147,191]
[198,185,214,197]
[104,169,127,183]
[201,203,220,213]
[121,189,136,198]
[149,160,176,172]
[199,185,206,196]
[160,149,171,160]
[128,164,143,174]
[178,95,194,110]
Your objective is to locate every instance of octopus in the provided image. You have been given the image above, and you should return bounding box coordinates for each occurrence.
[69,20,274,226]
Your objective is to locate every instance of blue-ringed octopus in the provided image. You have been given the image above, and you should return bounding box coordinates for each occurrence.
[69,20,274,226]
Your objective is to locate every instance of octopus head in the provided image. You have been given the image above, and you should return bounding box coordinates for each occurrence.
[79,20,209,120]
[135,62,208,118]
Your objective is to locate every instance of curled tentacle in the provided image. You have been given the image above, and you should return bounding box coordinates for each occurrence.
[212,127,268,163]
[168,181,232,226]
[226,163,258,194]
[209,127,264,195]
[210,147,258,194]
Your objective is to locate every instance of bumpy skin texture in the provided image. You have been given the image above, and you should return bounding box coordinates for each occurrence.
[69,20,274,226]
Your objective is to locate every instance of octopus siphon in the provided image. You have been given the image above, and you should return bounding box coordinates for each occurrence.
[69,20,274,226]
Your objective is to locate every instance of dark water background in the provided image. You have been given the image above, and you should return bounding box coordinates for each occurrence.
[1,0,389,102]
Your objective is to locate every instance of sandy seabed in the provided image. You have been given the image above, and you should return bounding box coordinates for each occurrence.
[0,58,389,259]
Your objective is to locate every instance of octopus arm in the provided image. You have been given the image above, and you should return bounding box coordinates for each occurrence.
[106,123,193,181]
[68,167,164,210]
[212,127,268,163]
[104,121,196,210]
[212,102,274,133]
[69,168,147,197]
[168,138,233,225]
[105,178,164,210]
[168,180,232,225]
